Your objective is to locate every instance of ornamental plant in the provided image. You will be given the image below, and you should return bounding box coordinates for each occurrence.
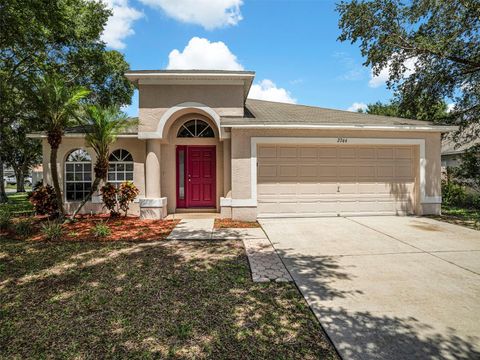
[118,181,139,216]
[28,183,58,217]
[100,183,120,217]
[100,181,139,217]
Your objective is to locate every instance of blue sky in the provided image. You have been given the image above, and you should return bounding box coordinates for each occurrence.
[102,0,394,117]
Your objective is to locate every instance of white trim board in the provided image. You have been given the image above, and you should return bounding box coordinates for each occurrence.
[222,124,457,132]
[248,137,438,206]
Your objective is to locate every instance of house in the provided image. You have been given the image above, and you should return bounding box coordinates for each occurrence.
[32,70,456,220]
[441,134,479,168]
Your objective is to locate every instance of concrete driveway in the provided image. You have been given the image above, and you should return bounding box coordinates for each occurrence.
[260,216,480,360]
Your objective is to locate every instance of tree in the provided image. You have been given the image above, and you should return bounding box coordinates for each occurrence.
[1,0,134,202]
[32,74,90,218]
[337,0,480,138]
[453,144,480,193]
[366,99,448,121]
[70,106,137,219]
[2,121,42,192]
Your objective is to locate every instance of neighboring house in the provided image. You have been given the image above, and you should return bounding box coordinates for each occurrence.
[441,136,480,169]
[30,70,456,220]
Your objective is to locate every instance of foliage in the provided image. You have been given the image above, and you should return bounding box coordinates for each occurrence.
[41,221,64,241]
[28,183,58,216]
[118,181,140,216]
[452,144,480,193]
[441,180,467,207]
[14,217,35,238]
[91,222,111,238]
[100,181,139,217]
[337,0,480,136]
[100,183,120,217]
[70,106,138,219]
[365,100,448,121]
[0,209,12,230]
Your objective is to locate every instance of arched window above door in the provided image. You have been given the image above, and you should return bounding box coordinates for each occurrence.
[177,119,214,138]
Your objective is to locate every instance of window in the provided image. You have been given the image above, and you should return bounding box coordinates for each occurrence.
[177,119,214,138]
[65,149,92,201]
[108,149,134,186]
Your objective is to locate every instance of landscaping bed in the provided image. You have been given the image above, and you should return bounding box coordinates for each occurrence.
[214,218,261,229]
[0,238,338,359]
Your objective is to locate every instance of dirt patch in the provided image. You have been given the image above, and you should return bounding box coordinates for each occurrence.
[409,220,441,232]
[214,218,261,229]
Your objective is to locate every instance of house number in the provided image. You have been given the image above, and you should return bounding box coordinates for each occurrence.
[337,137,348,143]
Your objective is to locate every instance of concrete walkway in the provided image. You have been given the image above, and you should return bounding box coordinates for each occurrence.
[261,216,480,360]
[166,214,291,282]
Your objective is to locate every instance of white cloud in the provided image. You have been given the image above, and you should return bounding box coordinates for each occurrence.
[347,102,368,112]
[447,103,455,113]
[369,57,417,88]
[101,0,143,50]
[167,37,243,70]
[139,0,243,29]
[248,79,296,104]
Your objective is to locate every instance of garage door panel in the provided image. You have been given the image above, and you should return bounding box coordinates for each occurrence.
[257,144,416,217]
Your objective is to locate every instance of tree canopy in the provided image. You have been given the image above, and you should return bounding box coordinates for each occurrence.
[337,0,480,138]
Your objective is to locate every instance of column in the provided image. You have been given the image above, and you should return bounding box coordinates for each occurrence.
[140,139,166,219]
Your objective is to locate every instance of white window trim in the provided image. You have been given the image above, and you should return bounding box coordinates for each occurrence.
[108,161,134,185]
[241,137,441,207]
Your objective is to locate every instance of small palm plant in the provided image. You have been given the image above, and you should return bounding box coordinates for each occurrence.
[33,74,90,218]
[70,106,137,219]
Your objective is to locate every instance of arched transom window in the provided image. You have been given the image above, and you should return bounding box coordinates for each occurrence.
[177,119,214,138]
[108,149,134,185]
[65,149,92,201]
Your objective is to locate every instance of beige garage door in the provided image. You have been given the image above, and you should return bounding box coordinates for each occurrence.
[257,144,416,217]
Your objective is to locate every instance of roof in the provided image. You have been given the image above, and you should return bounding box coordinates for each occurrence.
[125,70,255,100]
[442,126,480,155]
[221,99,456,131]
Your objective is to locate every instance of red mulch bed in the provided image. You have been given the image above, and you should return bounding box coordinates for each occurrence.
[214,218,260,229]
[3,215,179,242]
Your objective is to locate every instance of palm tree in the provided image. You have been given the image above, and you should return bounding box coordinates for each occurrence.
[33,74,90,218]
[70,106,137,219]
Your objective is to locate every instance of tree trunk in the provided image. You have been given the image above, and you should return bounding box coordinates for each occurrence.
[15,168,25,193]
[70,176,102,220]
[0,157,7,203]
[50,146,66,218]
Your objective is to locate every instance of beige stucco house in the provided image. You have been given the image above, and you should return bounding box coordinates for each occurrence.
[33,70,456,220]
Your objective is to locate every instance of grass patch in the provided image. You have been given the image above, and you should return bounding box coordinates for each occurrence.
[0,193,33,214]
[214,218,261,229]
[0,239,338,359]
[432,206,480,230]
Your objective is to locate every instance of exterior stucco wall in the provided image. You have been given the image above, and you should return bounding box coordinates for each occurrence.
[139,84,244,133]
[41,137,146,215]
[230,128,442,220]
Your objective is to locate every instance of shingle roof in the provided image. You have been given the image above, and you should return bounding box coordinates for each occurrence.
[221,99,437,127]
[442,125,480,155]
[64,119,139,135]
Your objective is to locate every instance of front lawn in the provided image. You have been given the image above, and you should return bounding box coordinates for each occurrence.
[0,238,338,359]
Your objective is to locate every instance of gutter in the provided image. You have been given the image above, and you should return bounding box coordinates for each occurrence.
[221,123,459,133]
[27,133,138,139]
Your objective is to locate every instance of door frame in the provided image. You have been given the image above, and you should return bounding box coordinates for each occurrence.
[176,145,216,208]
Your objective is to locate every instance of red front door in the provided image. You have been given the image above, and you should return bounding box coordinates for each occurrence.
[176,146,216,208]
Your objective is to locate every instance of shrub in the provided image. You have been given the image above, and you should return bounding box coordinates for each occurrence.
[92,221,111,238]
[118,181,139,216]
[28,183,58,216]
[14,217,35,238]
[41,221,64,241]
[100,183,120,217]
[100,181,139,217]
[0,209,12,231]
[442,180,467,207]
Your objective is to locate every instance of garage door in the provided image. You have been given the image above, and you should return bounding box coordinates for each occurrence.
[257,144,416,217]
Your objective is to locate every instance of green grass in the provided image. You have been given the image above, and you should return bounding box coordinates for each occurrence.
[0,239,338,359]
[437,205,480,230]
[0,193,34,214]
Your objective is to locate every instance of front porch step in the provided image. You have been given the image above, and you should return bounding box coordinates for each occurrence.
[175,208,217,214]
